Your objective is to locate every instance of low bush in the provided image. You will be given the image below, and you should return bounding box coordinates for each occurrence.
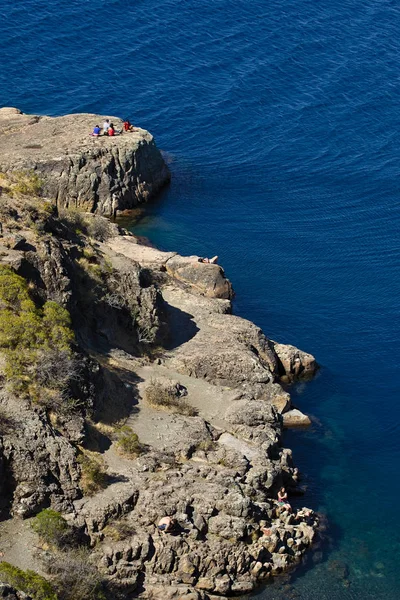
[144,379,197,416]
[77,257,104,282]
[47,549,106,600]
[115,425,143,457]
[86,216,112,242]
[0,562,57,600]
[7,170,43,196]
[78,452,108,496]
[58,208,87,235]
[0,266,76,407]
[31,508,70,548]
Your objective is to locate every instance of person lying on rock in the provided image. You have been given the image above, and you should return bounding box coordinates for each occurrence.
[198,255,218,264]
[260,522,278,537]
[90,124,101,137]
[277,487,291,511]
[157,516,176,534]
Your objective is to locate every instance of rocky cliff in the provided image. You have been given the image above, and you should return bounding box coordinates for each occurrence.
[0,107,170,216]
[0,128,320,600]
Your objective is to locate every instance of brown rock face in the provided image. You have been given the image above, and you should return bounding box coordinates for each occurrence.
[0,107,170,216]
[165,255,234,299]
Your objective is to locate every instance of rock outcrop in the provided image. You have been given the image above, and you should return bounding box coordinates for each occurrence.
[0,107,170,216]
[0,394,80,518]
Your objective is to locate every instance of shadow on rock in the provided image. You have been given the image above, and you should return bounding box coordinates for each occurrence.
[163,302,199,350]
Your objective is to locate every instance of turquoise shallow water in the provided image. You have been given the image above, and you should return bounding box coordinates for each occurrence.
[2,0,400,597]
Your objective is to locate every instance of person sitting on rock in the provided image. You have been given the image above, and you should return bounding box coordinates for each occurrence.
[103,119,110,135]
[157,516,176,534]
[277,487,291,511]
[199,255,218,264]
[91,125,101,137]
[108,123,115,136]
[123,119,135,132]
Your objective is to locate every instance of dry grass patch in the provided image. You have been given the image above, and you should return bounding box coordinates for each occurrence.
[0,170,43,197]
[103,519,134,542]
[144,379,197,416]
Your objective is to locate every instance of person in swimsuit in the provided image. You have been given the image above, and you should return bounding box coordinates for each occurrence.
[157,516,176,534]
[199,256,218,264]
[277,487,291,511]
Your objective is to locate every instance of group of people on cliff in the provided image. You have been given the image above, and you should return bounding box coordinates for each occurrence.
[91,118,136,138]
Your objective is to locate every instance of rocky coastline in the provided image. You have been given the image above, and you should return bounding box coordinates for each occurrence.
[0,109,320,600]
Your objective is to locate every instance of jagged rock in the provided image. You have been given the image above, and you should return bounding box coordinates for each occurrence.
[271,393,291,414]
[208,514,248,541]
[23,236,73,308]
[72,484,139,542]
[272,342,318,382]
[0,108,170,216]
[224,398,277,427]
[3,234,27,250]
[217,432,261,462]
[0,396,80,518]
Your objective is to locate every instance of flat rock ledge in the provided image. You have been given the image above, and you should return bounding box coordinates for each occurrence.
[0,107,170,215]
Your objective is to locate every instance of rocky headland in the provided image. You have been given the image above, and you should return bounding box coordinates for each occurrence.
[0,107,170,216]
[0,110,319,600]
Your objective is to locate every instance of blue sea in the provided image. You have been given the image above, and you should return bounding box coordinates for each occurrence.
[1,0,400,598]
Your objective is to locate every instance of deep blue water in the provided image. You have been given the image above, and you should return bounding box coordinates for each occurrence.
[1,0,400,597]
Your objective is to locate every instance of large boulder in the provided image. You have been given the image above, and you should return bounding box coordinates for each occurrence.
[272,342,318,382]
[165,256,233,300]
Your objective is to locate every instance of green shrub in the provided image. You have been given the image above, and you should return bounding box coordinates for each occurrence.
[77,257,104,283]
[0,266,75,404]
[78,452,108,496]
[0,562,57,600]
[115,425,143,457]
[31,509,69,548]
[58,208,87,235]
[145,379,197,416]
